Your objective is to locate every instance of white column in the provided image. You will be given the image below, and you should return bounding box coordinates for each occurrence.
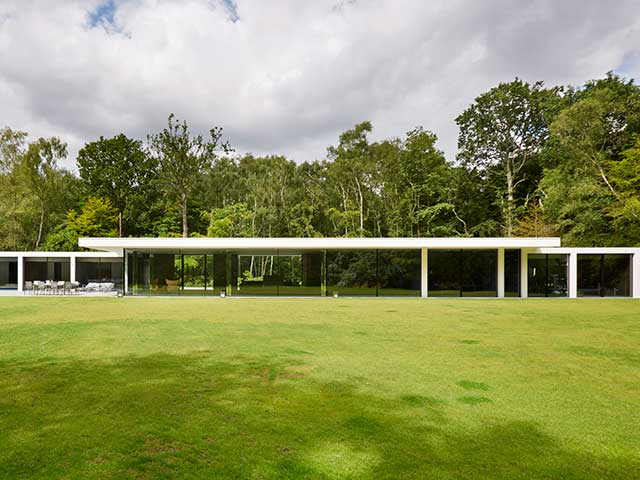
[497,248,505,298]
[70,255,76,283]
[421,248,428,298]
[123,250,128,296]
[17,255,24,293]
[569,252,578,298]
[633,253,640,299]
[520,249,528,298]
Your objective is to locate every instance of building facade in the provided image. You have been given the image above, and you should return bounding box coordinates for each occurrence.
[1,237,638,298]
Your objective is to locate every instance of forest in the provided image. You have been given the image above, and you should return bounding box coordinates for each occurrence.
[0,72,639,251]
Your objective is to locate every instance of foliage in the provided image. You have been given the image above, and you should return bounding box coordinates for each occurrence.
[456,79,563,235]
[538,73,640,246]
[147,114,232,237]
[77,134,158,236]
[1,73,639,250]
[206,202,255,237]
[43,197,118,251]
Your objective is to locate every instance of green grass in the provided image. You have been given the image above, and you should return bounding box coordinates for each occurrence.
[0,297,639,479]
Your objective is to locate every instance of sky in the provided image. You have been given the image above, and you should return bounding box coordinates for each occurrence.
[1,0,639,171]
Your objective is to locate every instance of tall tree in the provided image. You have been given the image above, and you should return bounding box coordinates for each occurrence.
[0,128,28,250]
[539,73,640,246]
[326,122,375,237]
[148,114,231,237]
[44,197,119,251]
[20,137,68,249]
[456,79,561,236]
[608,140,640,245]
[77,134,158,236]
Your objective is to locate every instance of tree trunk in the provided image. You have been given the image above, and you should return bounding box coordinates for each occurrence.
[355,177,364,237]
[505,163,514,237]
[181,194,188,238]
[35,202,45,250]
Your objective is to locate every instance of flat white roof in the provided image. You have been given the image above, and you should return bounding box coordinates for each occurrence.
[79,236,562,253]
[536,247,640,254]
[0,251,121,258]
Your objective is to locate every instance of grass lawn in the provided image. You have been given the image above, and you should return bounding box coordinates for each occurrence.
[0,297,638,479]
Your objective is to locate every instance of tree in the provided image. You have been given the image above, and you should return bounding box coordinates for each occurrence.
[44,197,118,251]
[20,137,68,249]
[539,73,640,246]
[206,202,254,237]
[0,128,28,250]
[77,134,158,236]
[607,140,640,245]
[326,122,375,237]
[148,114,231,237]
[456,79,562,236]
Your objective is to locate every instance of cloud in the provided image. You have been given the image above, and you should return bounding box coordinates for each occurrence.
[0,0,639,170]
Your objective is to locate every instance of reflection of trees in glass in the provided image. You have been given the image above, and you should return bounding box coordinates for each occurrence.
[377,251,420,291]
[528,254,567,297]
[327,251,377,289]
[579,254,631,296]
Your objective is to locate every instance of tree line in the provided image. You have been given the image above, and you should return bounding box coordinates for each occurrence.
[1,72,638,251]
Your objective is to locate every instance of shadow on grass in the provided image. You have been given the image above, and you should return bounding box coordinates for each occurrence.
[0,353,636,479]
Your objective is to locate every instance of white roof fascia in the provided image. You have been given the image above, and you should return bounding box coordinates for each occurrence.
[0,251,121,258]
[535,247,640,254]
[79,236,562,253]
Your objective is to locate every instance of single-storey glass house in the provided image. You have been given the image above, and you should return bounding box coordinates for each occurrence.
[1,237,638,298]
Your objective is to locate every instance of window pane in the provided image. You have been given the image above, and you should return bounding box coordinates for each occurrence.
[129,252,150,294]
[77,258,121,291]
[24,258,69,282]
[182,255,206,295]
[577,255,601,297]
[527,254,547,297]
[208,253,227,294]
[547,255,568,297]
[602,254,631,297]
[377,250,421,296]
[235,253,279,296]
[462,250,497,297]
[0,258,18,289]
[149,253,181,295]
[278,252,322,296]
[428,250,461,297]
[326,250,377,296]
[505,249,520,297]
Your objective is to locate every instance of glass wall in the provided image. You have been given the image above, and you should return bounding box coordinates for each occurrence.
[235,253,280,296]
[127,252,227,295]
[578,254,631,297]
[528,254,568,297]
[428,250,497,297]
[326,250,377,296]
[279,252,323,296]
[428,250,461,296]
[377,250,421,296]
[462,250,497,297]
[0,258,18,289]
[24,257,70,282]
[504,249,520,297]
[128,251,150,295]
[76,258,122,290]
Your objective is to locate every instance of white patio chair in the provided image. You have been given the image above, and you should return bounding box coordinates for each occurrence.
[35,281,46,295]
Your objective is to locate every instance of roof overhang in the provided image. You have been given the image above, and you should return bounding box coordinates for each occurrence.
[0,251,121,258]
[79,236,562,254]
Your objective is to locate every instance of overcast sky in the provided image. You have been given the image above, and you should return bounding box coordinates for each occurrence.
[1,0,639,170]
